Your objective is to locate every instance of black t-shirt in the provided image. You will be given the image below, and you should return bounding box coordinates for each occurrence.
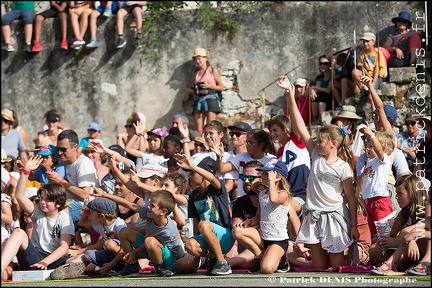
[231,195,257,220]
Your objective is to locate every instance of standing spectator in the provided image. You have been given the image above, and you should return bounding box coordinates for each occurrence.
[115,1,147,49]
[284,78,311,125]
[41,108,67,147]
[382,11,422,67]
[278,75,359,270]
[188,48,225,135]
[32,1,69,52]
[47,130,97,223]
[1,1,35,53]
[78,121,103,154]
[69,1,94,49]
[1,108,28,167]
[86,1,120,49]
[397,113,426,172]
[0,156,74,277]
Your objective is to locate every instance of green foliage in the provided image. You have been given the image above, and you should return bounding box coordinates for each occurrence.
[214,17,238,40]
[197,1,216,28]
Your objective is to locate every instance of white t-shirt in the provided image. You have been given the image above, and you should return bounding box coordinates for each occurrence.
[357,153,391,199]
[64,154,98,203]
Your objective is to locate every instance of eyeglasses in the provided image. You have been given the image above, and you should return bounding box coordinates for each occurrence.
[406,121,417,126]
[229,131,246,137]
[124,124,134,129]
[57,146,71,153]
[1,117,11,123]
[240,175,262,182]
[319,62,330,66]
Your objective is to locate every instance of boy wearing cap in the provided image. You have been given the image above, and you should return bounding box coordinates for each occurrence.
[174,155,234,276]
[78,122,102,155]
[352,31,387,97]
[27,145,65,186]
[91,187,185,277]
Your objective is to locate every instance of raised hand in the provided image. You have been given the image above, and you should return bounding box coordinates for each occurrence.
[89,139,106,154]
[173,153,191,170]
[24,155,43,171]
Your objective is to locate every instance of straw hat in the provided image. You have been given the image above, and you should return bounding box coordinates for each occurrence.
[1,149,12,163]
[192,48,207,58]
[29,137,53,152]
[335,105,362,120]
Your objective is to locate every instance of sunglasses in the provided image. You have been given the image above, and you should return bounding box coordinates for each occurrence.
[124,124,134,129]
[319,62,330,66]
[56,146,71,153]
[397,19,409,23]
[240,175,262,182]
[405,121,417,126]
[229,131,246,137]
[1,117,11,123]
[361,135,367,141]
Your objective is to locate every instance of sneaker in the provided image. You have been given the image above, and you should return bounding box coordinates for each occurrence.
[32,41,42,52]
[134,34,142,48]
[103,6,112,18]
[205,258,217,275]
[60,39,68,50]
[2,43,15,52]
[114,263,139,276]
[275,254,289,273]
[72,38,85,48]
[23,43,32,53]
[86,39,100,49]
[248,258,261,273]
[209,260,232,276]
[50,262,85,280]
[116,37,126,49]
[155,264,174,277]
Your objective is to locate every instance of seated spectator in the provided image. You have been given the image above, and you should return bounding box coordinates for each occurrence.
[27,145,66,186]
[115,1,147,49]
[396,113,426,172]
[86,1,120,49]
[1,1,35,53]
[10,109,29,149]
[382,11,422,67]
[69,1,94,50]
[78,121,103,154]
[32,1,69,52]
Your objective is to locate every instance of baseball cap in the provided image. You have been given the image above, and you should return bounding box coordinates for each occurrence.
[294,78,307,87]
[374,105,398,126]
[256,159,288,179]
[360,32,376,42]
[147,128,168,138]
[46,113,60,122]
[196,157,219,176]
[88,122,101,131]
[37,144,58,156]
[137,164,167,179]
[87,197,117,214]
[108,144,125,156]
[227,122,252,133]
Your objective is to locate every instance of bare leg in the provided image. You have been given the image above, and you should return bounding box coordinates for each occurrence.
[194,111,205,135]
[33,15,45,43]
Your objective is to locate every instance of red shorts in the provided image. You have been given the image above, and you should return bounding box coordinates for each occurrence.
[365,196,393,236]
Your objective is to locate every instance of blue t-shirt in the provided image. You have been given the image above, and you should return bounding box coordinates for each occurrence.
[31,162,66,185]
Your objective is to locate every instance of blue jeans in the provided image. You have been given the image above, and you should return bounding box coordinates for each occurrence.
[1,10,35,26]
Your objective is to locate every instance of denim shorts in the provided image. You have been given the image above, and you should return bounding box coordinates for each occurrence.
[1,10,36,25]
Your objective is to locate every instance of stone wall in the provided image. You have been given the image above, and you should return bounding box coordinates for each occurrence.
[1,1,429,147]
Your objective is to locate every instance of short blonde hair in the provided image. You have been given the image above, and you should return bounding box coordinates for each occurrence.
[375,131,395,155]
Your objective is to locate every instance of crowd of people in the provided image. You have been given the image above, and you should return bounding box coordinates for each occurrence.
[1,3,430,282]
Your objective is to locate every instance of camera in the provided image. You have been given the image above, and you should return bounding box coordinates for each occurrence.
[194,82,204,95]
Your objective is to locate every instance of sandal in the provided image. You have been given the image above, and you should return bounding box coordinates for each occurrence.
[357,243,370,266]
[370,261,394,276]
[406,261,431,276]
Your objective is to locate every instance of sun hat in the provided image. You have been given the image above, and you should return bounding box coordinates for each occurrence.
[405,113,417,123]
[87,197,117,214]
[29,137,53,152]
[193,136,209,149]
[192,48,207,58]
[147,128,168,138]
[294,78,307,87]
[37,144,58,156]
[335,105,362,120]
[1,149,12,163]
[360,32,376,42]
[1,108,13,121]
[137,164,167,179]
[391,11,412,27]
[227,122,252,133]
[88,122,101,131]
[416,116,431,128]
[256,159,288,179]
